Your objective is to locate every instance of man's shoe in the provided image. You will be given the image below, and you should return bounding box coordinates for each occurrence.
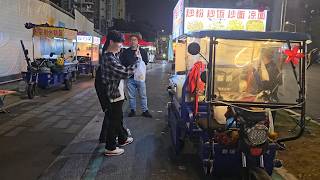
[128,110,136,117]
[105,147,124,156]
[119,137,134,147]
[142,110,153,118]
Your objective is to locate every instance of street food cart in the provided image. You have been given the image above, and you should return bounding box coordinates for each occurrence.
[76,35,100,77]
[168,29,309,180]
[21,24,78,99]
[167,2,309,179]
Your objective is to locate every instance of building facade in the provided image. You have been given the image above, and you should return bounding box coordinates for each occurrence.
[51,0,127,34]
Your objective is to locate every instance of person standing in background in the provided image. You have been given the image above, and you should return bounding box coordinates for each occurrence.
[120,35,152,118]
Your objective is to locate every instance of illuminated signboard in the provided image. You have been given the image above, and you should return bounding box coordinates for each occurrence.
[33,27,64,38]
[184,8,267,34]
[93,37,101,45]
[77,35,93,43]
[33,27,77,40]
[172,0,184,39]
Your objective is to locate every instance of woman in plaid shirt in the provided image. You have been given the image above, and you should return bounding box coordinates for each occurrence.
[95,30,137,156]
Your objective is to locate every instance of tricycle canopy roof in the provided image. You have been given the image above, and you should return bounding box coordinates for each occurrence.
[187,30,311,42]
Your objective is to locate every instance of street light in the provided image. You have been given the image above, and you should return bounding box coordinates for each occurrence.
[285,21,297,32]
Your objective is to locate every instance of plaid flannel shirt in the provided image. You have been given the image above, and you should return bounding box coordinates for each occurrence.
[100,52,136,99]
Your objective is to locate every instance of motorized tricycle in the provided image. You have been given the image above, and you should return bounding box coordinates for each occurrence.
[21,23,78,99]
[76,53,96,78]
[167,30,309,179]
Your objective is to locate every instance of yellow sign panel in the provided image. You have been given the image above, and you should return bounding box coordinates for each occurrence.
[33,27,77,40]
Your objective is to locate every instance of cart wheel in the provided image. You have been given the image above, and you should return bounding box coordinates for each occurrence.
[65,78,73,90]
[27,84,36,99]
[91,67,96,78]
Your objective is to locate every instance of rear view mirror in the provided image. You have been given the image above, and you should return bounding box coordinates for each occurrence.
[188,42,200,55]
[24,50,29,55]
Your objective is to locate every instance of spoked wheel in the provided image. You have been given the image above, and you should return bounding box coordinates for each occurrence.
[65,78,73,90]
[242,168,272,180]
[27,84,36,99]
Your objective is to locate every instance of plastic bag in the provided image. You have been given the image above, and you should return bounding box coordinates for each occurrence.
[134,59,146,82]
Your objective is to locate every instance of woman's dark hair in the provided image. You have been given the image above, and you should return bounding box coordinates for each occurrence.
[102,30,124,54]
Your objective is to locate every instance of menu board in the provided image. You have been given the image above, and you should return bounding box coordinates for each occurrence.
[184,8,267,33]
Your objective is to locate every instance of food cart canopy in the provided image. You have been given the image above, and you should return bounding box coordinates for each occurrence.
[187,30,311,42]
[33,26,77,40]
[101,34,153,47]
[123,34,153,47]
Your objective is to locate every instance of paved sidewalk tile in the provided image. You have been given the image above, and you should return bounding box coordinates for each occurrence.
[30,121,54,132]
[53,120,72,129]
[56,110,69,116]
[0,125,15,135]
[44,116,63,123]
[38,112,53,118]
[4,127,27,137]
[64,125,81,134]
[81,111,97,117]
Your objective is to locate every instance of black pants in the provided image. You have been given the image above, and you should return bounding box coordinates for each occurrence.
[105,100,128,150]
[95,67,128,144]
[99,110,128,143]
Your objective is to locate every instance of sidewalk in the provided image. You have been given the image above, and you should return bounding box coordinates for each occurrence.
[38,63,289,180]
[39,63,209,180]
[0,79,100,180]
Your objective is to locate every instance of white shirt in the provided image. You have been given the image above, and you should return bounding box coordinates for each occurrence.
[110,80,125,102]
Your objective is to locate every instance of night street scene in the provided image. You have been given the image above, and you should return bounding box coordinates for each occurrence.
[1,0,320,179]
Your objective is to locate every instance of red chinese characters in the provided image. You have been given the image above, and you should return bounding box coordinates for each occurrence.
[186,9,195,17]
[237,10,245,19]
[196,9,204,18]
[248,11,257,19]
[228,10,236,18]
[207,9,216,18]
[217,9,225,18]
[258,11,266,20]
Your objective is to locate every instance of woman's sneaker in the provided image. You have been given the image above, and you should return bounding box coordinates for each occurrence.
[119,137,134,147]
[105,147,124,156]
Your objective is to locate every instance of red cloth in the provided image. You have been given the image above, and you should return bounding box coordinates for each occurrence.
[188,61,206,114]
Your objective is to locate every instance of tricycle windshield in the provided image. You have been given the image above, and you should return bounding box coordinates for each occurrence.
[213,39,302,104]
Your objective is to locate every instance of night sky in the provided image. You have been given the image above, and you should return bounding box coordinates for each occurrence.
[127,0,177,33]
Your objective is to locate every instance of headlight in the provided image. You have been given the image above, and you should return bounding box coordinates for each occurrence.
[246,124,268,146]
